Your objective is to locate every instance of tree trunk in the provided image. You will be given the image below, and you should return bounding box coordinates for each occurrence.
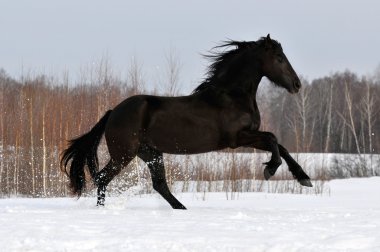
[324,81,333,152]
[29,96,36,196]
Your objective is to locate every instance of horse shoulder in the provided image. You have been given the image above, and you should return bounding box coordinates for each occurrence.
[219,92,261,132]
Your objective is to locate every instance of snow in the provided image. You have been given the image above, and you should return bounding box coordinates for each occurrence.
[1,178,380,252]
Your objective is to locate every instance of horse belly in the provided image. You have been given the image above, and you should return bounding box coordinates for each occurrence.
[145,116,222,154]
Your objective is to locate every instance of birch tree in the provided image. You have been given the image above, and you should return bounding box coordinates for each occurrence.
[359,81,378,174]
[338,81,361,155]
[324,81,334,152]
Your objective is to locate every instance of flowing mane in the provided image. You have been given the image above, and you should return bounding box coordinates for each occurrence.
[193,37,282,93]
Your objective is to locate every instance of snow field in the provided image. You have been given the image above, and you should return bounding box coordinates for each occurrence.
[1,177,380,252]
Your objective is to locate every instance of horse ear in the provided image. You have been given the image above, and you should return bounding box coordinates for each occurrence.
[265,34,272,50]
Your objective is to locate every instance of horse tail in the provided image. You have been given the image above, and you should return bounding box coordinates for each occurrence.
[61,110,112,196]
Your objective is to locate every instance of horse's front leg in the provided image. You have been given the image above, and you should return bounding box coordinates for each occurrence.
[278,144,312,187]
[236,130,282,180]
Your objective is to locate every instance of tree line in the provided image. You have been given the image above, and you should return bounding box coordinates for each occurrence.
[0,60,379,196]
[258,71,379,155]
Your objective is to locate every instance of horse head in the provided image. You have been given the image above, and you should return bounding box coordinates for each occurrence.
[259,34,301,93]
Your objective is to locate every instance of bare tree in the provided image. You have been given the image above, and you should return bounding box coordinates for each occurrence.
[0,72,4,188]
[359,80,378,174]
[28,95,36,196]
[127,56,145,95]
[286,83,316,152]
[338,81,362,155]
[324,80,334,152]
[42,105,47,196]
[164,47,182,96]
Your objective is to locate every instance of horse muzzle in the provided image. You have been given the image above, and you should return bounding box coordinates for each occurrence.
[291,79,301,93]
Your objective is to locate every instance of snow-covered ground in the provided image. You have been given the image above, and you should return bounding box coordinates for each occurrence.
[1,178,380,252]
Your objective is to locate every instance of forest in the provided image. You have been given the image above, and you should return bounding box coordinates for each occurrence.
[0,58,379,197]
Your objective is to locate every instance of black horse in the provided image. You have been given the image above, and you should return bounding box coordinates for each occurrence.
[61,34,312,209]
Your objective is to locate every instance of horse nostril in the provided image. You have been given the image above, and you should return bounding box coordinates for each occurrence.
[294,80,301,90]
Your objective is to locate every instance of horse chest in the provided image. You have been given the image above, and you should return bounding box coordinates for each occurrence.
[221,111,251,136]
[219,106,260,147]
[250,110,261,130]
[222,104,260,128]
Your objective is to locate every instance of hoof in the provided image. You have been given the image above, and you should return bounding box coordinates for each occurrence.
[264,168,272,180]
[263,160,281,180]
[299,179,313,187]
[96,200,105,207]
[173,205,187,210]
[174,206,187,210]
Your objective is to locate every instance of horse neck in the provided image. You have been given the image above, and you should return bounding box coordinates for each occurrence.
[222,72,262,98]
[219,56,263,97]
[247,75,262,98]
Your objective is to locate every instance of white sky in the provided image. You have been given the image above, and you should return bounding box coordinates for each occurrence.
[1,0,380,92]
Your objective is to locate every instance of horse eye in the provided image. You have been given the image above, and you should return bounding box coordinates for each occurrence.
[277,55,283,63]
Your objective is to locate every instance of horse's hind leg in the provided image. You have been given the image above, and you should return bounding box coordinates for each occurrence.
[278,144,312,187]
[94,156,133,206]
[138,146,186,210]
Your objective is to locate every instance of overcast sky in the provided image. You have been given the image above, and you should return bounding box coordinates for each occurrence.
[1,0,380,92]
